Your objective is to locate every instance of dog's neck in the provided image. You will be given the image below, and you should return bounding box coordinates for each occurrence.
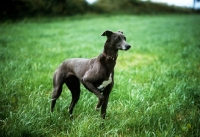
[103,52,118,61]
[103,48,118,61]
[101,48,117,73]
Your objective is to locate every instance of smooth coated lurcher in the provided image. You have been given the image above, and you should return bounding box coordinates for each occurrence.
[51,30,131,119]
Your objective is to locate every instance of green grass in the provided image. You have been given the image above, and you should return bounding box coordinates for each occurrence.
[1,14,200,137]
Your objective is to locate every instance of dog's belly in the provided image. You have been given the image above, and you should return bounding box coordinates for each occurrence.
[97,73,112,91]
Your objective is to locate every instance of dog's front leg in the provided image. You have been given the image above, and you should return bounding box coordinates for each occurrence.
[96,99,103,111]
[94,93,109,119]
[81,79,104,105]
[101,86,112,119]
[101,96,108,119]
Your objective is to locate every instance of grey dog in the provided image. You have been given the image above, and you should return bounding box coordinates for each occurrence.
[51,30,131,119]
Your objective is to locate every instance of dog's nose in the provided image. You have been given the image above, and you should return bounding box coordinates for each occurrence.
[125,45,131,50]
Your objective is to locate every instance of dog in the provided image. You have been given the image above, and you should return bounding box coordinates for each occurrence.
[51,30,131,119]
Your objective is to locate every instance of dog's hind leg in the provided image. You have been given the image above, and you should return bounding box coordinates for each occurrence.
[51,71,65,112]
[66,76,81,118]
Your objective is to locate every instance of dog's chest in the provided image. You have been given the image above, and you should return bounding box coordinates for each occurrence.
[97,73,112,91]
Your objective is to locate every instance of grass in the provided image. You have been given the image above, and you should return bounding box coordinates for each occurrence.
[0,14,200,137]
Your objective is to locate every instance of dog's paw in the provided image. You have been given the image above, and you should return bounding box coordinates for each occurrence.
[95,107,100,111]
[69,114,73,119]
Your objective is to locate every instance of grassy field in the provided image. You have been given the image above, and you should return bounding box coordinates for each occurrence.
[1,14,200,137]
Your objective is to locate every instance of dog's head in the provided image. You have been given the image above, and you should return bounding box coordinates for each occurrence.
[101,30,131,51]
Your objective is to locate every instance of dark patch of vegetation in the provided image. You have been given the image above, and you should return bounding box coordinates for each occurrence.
[92,0,194,14]
[0,0,197,21]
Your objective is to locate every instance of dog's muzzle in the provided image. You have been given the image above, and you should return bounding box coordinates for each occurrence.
[119,40,131,51]
[124,44,131,51]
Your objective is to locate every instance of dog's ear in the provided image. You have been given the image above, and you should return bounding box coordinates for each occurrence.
[118,30,123,34]
[101,30,113,37]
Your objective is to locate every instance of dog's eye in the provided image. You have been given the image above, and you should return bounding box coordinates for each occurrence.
[124,37,127,41]
[115,37,120,41]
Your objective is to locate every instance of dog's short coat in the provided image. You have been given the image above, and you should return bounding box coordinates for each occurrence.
[51,30,131,119]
